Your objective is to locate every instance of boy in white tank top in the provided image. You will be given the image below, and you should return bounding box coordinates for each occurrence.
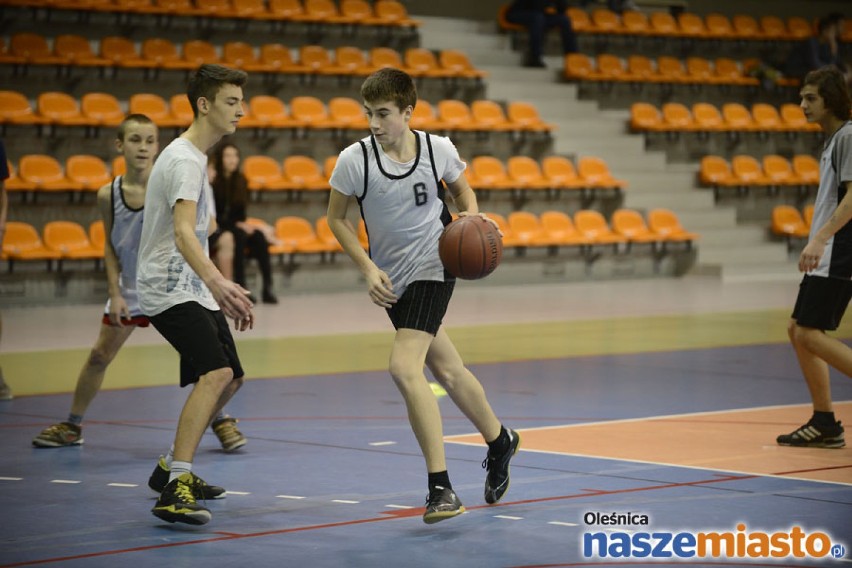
[32,115,248,455]
[328,68,520,524]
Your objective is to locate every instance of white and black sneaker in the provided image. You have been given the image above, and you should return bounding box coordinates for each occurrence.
[423,486,465,524]
[777,420,845,448]
[483,428,521,504]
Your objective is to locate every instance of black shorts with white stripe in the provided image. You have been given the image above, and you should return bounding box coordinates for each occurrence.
[386,279,455,335]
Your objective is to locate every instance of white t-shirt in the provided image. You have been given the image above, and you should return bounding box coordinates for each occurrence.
[330,130,465,296]
[810,121,852,279]
[137,138,218,316]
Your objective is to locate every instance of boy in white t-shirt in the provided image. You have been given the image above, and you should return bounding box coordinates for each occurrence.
[138,64,255,525]
[327,68,520,524]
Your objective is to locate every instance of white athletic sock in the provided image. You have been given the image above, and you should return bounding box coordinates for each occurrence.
[169,461,192,483]
[164,445,175,468]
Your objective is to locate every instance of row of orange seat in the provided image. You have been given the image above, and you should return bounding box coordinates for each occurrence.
[771,204,814,242]
[0,91,554,134]
[700,155,819,188]
[499,5,852,43]
[564,53,794,87]
[631,101,819,133]
[2,207,698,270]
[2,35,482,79]
[4,0,419,27]
[8,152,622,195]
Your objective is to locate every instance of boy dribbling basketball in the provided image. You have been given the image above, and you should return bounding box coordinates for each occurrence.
[326,67,520,524]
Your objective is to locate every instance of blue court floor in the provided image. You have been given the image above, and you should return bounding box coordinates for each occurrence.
[1,342,850,567]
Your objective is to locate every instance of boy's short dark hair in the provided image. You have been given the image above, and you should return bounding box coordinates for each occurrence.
[360,67,417,112]
[186,64,248,118]
[817,12,843,34]
[803,66,852,121]
[118,113,156,141]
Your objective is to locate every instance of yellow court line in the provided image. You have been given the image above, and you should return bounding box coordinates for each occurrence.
[4,309,852,397]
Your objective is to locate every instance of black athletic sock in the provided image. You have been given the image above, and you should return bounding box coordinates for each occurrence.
[812,411,837,428]
[428,470,452,491]
[487,425,510,456]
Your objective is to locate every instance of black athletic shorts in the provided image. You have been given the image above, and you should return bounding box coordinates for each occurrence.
[386,280,455,336]
[149,301,244,387]
[791,274,852,331]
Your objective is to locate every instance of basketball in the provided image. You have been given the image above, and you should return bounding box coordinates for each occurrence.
[438,215,503,280]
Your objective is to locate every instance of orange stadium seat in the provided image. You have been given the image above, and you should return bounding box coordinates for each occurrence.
[647,209,699,242]
[482,212,519,247]
[506,101,554,132]
[81,92,124,126]
[43,221,104,260]
[626,55,657,81]
[66,155,111,191]
[704,13,735,39]
[299,45,332,72]
[780,103,820,131]
[289,96,336,128]
[732,14,762,39]
[314,216,344,252]
[564,53,598,81]
[230,0,270,19]
[328,97,369,129]
[9,33,64,65]
[141,38,192,69]
[759,15,789,40]
[54,34,111,66]
[469,156,514,191]
[731,155,770,186]
[661,102,694,130]
[410,100,443,130]
[283,156,331,191]
[699,156,736,187]
[439,50,486,79]
[301,0,341,24]
[112,156,126,177]
[649,11,678,36]
[404,47,445,77]
[242,95,297,128]
[751,103,784,130]
[88,220,106,255]
[506,156,551,190]
[786,16,814,39]
[691,102,726,131]
[0,91,46,125]
[129,93,179,127]
[566,7,593,33]
[100,36,148,68]
[656,56,688,82]
[37,92,90,126]
[323,156,337,180]
[339,0,373,24]
[591,9,622,34]
[5,160,33,192]
[369,46,404,70]
[437,100,475,131]
[267,0,306,20]
[573,210,627,245]
[258,44,303,73]
[274,216,326,255]
[508,211,552,247]
[2,222,61,268]
[223,42,268,72]
[621,10,650,35]
[762,155,800,186]
[803,204,815,227]
[772,205,810,239]
[169,95,194,126]
[541,156,584,190]
[182,40,220,66]
[685,57,717,83]
[323,46,372,76]
[370,0,420,27]
[19,154,81,192]
[0,36,25,65]
[629,102,662,131]
[596,54,630,81]
[677,13,708,38]
[713,58,756,85]
[722,103,758,131]
[792,155,819,185]
[611,209,661,243]
[539,210,590,245]
[243,156,292,191]
[470,100,514,131]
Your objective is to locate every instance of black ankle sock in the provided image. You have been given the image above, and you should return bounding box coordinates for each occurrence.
[487,426,510,456]
[428,471,451,491]
[812,411,837,428]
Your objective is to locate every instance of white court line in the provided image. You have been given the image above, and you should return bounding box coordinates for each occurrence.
[548,521,579,527]
[385,504,414,510]
[0,477,22,481]
[107,483,137,488]
[51,480,81,484]
[494,515,524,520]
[226,491,250,495]
[276,495,306,500]
[369,441,397,446]
[332,499,360,504]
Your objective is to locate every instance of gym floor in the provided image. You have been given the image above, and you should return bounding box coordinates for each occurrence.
[1,276,850,567]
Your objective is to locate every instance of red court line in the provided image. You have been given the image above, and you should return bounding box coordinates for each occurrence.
[0,473,761,567]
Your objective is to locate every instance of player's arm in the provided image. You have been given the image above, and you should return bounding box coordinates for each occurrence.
[801,180,852,272]
[96,183,129,325]
[446,176,478,215]
[173,198,254,329]
[327,188,396,306]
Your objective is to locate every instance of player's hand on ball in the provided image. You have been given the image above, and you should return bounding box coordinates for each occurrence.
[459,211,503,236]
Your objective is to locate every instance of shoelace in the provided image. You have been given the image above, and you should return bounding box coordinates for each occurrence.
[174,479,198,504]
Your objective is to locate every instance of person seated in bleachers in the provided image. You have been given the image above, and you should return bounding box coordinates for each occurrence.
[208,141,279,305]
[505,0,578,68]
[785,13,850,87]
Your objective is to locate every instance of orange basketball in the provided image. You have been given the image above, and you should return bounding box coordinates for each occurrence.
[438,215,503,280]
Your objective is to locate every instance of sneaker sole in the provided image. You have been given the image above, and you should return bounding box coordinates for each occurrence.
[485,433,521,505]
[32,438,84,448]
[152,507,212,525]
[149,485,227,500]
[777,440,845,448]
[221,439,247,452]
[423,506,466,524]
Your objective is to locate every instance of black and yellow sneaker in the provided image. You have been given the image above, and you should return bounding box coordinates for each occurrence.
[423,486,465,524]
[777,420,845,448]
[148,456,226,499]
[151,473,212,525]
[483,428,521,504]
